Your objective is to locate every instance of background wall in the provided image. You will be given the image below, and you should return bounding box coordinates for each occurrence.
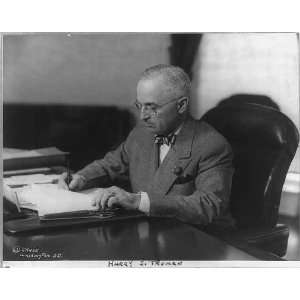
[3,33,171,106]
[191,33,299,172]
[3,33,299,172]
[3,33,171,169]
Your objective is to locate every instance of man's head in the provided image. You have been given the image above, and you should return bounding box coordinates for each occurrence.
[136,64,191,135]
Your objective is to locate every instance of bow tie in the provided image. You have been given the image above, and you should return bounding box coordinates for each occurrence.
[154,134,176,146]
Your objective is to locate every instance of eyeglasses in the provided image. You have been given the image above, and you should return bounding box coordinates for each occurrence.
[134,96,186,115]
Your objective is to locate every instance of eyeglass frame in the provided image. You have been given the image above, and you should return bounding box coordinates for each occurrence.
[133,96,187,115]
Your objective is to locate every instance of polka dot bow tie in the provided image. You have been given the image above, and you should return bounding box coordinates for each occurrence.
[154,134,176,146]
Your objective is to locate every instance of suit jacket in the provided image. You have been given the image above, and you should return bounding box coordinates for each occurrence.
[78,117,234,226]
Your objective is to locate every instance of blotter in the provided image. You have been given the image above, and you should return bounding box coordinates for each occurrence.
[4,210,145,235]
[40,209,119,221]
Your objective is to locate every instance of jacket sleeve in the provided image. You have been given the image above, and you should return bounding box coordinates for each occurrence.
[77,132,133,185]
[147,139,234,225]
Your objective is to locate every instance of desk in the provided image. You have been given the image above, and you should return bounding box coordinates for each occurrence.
[3,217,281,261]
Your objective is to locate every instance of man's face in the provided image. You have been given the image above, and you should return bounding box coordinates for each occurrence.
[136,77,181,135]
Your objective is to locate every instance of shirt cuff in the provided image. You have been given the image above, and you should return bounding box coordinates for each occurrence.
[138,192,150,214]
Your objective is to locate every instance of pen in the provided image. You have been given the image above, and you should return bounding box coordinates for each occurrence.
[66,158,72,189]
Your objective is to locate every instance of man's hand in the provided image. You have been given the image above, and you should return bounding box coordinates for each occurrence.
[91,186,141,211]
[58,172,86,191]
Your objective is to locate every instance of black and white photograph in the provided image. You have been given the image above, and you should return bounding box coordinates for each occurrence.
[1,32,299,266]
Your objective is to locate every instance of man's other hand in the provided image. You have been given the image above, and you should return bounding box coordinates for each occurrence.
[58,173,86,191]
[91,186,141,211]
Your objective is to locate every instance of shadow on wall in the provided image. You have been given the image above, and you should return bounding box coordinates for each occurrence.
[217,94,281,111]
[169,34,202,80]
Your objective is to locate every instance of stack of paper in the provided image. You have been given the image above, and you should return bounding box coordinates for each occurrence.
[17,184,98,216]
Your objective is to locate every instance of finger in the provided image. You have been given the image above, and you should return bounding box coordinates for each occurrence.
[97,190,105,209]
[91,188,105,208]
[107,186,123,199]
[92,192,105,209]
[68,177,79,190]
[100,190,113,210]
[105,186,117,194]
[57,173,69,190]
[107,196,119,208]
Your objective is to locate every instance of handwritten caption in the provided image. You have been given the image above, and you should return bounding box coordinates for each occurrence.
[12,246,63,260]
[107,260,183,267]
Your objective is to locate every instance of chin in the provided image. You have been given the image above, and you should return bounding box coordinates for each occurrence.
[142,123,164,134]
[146,127,158,133]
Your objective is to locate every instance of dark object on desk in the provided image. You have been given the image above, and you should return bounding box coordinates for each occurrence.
[3,197,35,222]
[3,147,69,171]
[4,209,144,235]
[202,101,299,257]
[3,196,20,214]
[3,195,27,221]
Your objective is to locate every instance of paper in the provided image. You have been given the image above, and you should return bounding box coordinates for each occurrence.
[4,174,60,187]
[17,184,98,216]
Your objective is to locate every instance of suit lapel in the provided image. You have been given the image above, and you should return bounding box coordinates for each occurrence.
[150,118,196,195]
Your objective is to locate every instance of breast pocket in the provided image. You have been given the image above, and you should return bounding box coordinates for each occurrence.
[171,170,196,195]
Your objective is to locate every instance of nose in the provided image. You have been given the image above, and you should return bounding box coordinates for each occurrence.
[140,107,150,121]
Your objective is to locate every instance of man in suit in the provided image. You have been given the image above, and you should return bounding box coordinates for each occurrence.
[59,64,234,226]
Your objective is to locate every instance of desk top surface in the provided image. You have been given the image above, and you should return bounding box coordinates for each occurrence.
[3,216,273,262]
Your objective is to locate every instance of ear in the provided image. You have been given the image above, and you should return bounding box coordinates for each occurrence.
[176,97,189,114]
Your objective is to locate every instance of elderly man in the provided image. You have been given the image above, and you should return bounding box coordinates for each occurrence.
[59,64,234,226]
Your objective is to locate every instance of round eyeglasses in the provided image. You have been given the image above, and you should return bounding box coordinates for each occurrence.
[134,96,186,115]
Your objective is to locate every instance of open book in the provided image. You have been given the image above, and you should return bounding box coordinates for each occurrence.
[3,183,99,217]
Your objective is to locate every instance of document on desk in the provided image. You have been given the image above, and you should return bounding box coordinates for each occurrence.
[15,184,99,216]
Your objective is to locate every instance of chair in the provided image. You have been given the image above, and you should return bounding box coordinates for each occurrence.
[217,93,281,111]
[201,102,299,257]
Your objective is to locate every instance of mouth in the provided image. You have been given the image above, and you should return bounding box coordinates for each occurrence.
[143,122,155,128]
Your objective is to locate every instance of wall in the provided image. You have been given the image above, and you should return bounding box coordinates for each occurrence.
[3,33,171,106]
[191,33,299,172]
[4,33,299,172]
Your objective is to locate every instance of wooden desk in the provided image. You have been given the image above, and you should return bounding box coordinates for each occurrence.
[3,217,281,261]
